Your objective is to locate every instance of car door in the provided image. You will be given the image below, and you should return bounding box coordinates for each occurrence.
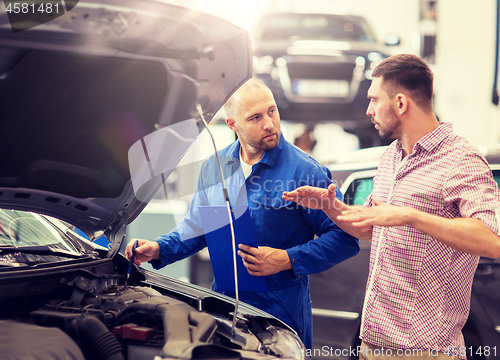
[310,166,500,360]
[309,170,376,360]
[465,167,500,359]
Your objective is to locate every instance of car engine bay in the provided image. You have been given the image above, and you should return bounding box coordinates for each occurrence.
[0,257,302,360]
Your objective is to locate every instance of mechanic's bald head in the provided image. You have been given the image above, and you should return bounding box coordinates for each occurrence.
[223,78,274,120]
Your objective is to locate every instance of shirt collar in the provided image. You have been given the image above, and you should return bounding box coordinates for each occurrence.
[227,140,241,159]
[397,122,452,155]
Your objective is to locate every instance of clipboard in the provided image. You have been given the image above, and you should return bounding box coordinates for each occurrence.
[199,205,268,292]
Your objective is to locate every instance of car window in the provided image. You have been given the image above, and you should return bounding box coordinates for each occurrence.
[258,14,377,43]
[343,177,374,206]
[493,169,499,187]
[353,178,374,205]
[0,209,82,265]
[345,169,499,207]
[1,210,60,245]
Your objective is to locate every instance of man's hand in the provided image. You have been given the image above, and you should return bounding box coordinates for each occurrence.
[282,183,338,210]
[237,244,292,276]
[125,239,160,265]
[338,198,413,228]
[284,183,373,240]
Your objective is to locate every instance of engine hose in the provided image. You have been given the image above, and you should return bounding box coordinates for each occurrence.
[115,301,159,323]
[72,316,125,360]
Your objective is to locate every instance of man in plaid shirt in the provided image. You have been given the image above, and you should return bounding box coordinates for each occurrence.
[283,54,500,359]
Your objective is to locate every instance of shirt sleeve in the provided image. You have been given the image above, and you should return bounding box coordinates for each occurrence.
[443,152,500,235]
[286,168,360,276]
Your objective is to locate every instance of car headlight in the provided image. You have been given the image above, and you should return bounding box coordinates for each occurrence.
[270,329,306,360]
[253,55,274,74]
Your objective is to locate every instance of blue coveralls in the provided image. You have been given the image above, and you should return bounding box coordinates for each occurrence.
[150,135,359,348]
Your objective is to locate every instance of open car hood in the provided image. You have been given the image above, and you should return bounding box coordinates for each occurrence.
[0,0,252,254]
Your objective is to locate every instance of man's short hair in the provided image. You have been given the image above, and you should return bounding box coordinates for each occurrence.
[372,54,434,112]
[223,77,273,119]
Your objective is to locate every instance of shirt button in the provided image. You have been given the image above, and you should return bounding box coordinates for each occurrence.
[292,259,296,263]
[297,275,301,278]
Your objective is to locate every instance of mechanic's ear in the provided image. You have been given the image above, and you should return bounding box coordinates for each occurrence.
[226,117,238,133]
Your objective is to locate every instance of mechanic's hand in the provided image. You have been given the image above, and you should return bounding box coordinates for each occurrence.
[125,239,160,265]
[282,183,338,210]
[338,198,413,228]
[237,244,292,276]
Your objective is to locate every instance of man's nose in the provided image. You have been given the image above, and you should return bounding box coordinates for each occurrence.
[366,103,373,117]
[263,115,274,130]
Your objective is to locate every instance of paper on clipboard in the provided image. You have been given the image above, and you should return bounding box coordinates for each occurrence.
[199,205,268,292]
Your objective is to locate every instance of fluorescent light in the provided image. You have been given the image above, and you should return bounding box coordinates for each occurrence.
[312,308,359,319]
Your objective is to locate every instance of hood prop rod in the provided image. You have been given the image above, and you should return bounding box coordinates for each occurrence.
[196,105,240,337]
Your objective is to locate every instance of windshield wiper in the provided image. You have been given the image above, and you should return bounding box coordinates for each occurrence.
[0,245,89,259]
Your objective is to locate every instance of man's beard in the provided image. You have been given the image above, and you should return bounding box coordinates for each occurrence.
[377,107,401,140]
[259,131,280,150]
[243,130,281,150]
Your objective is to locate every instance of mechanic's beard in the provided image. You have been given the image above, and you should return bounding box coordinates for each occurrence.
[243,131,280,151]
[258,131,280,150]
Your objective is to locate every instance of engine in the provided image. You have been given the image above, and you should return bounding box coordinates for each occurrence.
[0,282,274,360]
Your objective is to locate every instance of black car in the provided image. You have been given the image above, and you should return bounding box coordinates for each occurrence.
[0,1,306,359]
[309,146,500,360]
[252,12,397,148]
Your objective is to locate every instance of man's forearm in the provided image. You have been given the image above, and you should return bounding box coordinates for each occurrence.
[406,209,500,259]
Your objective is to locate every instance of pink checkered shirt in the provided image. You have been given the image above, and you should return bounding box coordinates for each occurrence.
[360,123,500,358]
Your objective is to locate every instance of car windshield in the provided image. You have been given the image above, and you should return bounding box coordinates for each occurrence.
[0,209,86,266]
[258,14,377,43]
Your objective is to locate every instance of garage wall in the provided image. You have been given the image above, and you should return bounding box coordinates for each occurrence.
[435,0,500,144]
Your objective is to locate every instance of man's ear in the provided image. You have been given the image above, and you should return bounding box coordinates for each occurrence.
[226,117,238,133]
[396,93,409,115]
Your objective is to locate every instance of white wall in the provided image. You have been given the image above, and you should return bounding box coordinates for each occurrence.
[435,0,500,144]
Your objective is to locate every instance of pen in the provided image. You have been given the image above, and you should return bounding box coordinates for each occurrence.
[127,240,139,282]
